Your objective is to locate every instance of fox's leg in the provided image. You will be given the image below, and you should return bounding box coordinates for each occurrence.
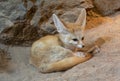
[93,45,100,54]
[87,45,100,54]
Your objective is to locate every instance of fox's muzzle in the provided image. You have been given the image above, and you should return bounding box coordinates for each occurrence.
[77,41,85,48]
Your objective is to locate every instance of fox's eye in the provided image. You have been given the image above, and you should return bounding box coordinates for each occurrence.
[81,37,84,40]
[72,38,78,41]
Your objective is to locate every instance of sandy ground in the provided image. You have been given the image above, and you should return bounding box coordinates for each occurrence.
[0,12,120,81]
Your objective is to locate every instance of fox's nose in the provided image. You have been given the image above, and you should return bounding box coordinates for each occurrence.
[77,44,84,48]
[77,41,85,48]
[82,45,85,48]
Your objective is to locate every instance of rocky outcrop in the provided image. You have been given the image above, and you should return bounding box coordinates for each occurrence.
[0,0,120,46]
[0,0,94,46]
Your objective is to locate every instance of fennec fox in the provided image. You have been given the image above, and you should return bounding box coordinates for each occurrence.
[30,9,92,73]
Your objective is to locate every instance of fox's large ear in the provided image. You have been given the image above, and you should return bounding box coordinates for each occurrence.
[53,14,68,33]
[75,8,86,30]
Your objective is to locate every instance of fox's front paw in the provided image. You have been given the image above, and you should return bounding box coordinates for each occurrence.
[93,45,100,54]
[74,52,85,57]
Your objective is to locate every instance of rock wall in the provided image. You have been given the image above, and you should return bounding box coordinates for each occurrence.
[0,0,94,46]
[0,0,120,46]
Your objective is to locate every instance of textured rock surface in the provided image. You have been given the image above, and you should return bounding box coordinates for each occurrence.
[1,0,120,39]
[0,12,120,81]
[0,0,26,32]
[0,0,94,46]
[0,0,94,32]
[94,0,120,16]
